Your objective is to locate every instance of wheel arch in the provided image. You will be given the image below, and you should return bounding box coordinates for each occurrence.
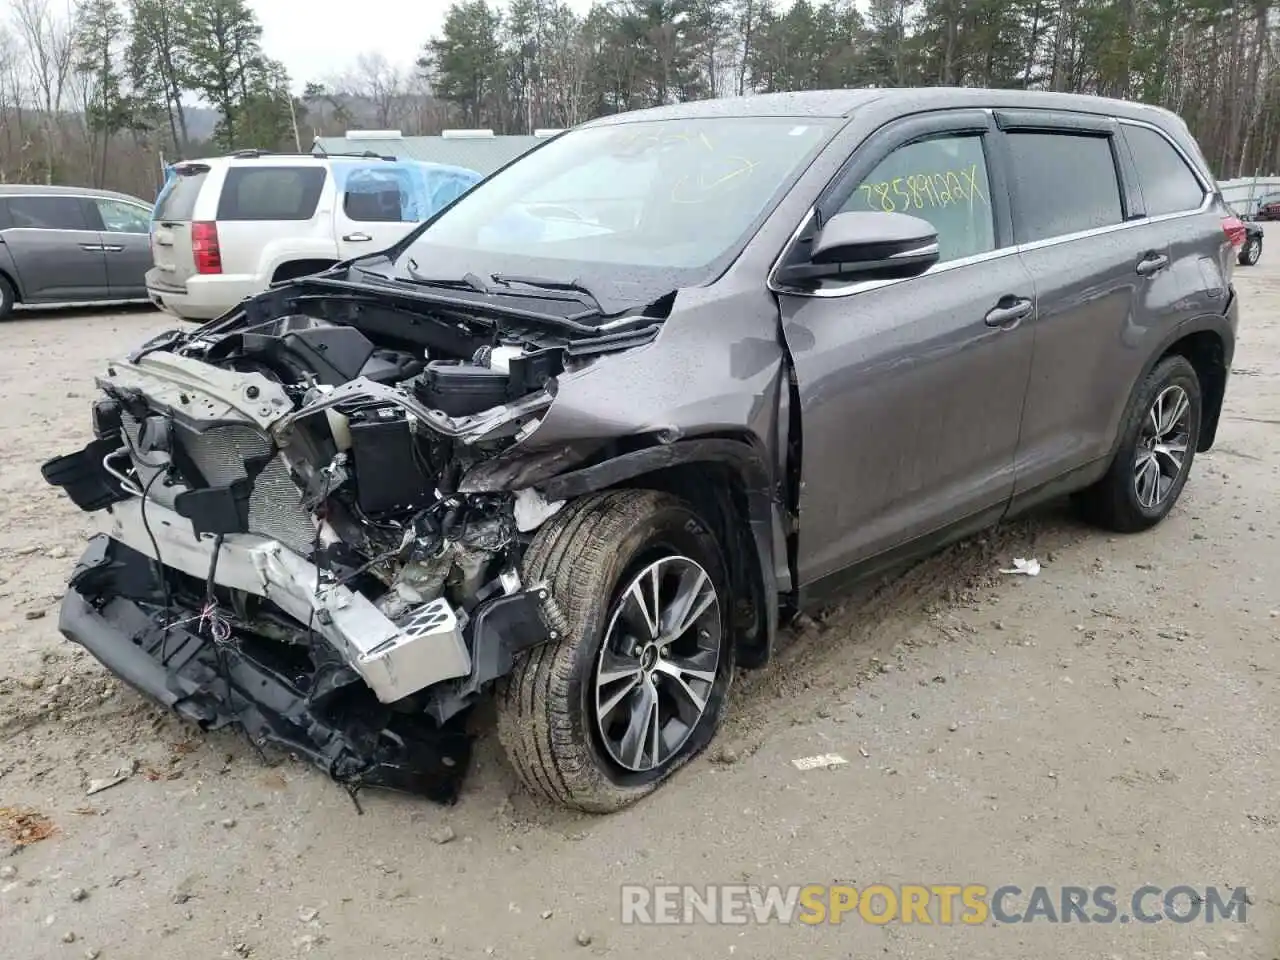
[537,436,784,668]
[1111,315,1233,458]
[270,258,338,284]
[1155,324,1231,451]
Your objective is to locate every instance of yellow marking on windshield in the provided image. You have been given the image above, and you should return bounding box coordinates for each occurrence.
[670,156,759,204]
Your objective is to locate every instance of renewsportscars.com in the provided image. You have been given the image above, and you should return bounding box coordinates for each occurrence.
[620,884,1250,925]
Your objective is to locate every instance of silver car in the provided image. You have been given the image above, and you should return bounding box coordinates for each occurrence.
[0,184,154,319]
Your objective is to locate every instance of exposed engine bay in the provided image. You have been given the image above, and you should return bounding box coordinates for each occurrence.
[41,283,664,803]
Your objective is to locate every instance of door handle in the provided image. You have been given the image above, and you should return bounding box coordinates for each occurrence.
[343,232,372,242]
[984,296,1033,328]
[1136,252,1170,277]
[79,243,104,251]
[102,245,124,252]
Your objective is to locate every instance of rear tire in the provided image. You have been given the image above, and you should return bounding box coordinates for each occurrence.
[496,490,735,813]
[1238,236,1262,266]
[0,276,15,320]
[1074,355,1201,532]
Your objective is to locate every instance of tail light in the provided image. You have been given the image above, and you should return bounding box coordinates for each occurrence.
[191,220,222,274]
[1222,215,1247,250]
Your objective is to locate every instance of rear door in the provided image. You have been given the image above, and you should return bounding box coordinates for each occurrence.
[214,163,330,278]
[1000,112,1208,493]
[150,162,211,293]
[88,196,153,298]
[0,194,109,302]
[333,162,425,261]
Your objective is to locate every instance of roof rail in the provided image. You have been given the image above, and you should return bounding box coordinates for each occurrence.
[224,148,399,162]
[311,148,398,161]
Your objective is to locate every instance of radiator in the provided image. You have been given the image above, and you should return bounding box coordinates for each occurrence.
[122,414,316,556]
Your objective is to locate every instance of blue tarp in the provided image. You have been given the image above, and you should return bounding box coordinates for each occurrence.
[152,158,482,222]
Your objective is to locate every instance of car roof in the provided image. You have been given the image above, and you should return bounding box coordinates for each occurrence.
[0,183,149,204]
[581,87,1182,127]
[180,154,479,174]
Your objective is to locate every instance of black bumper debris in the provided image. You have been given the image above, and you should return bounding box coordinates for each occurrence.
[59,536,472,804]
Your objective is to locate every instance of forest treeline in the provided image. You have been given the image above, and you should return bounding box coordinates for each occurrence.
[1,0,1277,199]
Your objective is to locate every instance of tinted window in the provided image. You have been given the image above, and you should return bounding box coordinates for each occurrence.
[155,167,208,221]
[217,167,326,221]
[841,133,995,262]
[4,195,90,230]
[1007,132,1123,243]
[343,166,408,222]
[96,198,151,233]
[1125,125,1204,216]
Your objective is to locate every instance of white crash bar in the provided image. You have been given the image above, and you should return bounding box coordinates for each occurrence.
[100,498,471,704]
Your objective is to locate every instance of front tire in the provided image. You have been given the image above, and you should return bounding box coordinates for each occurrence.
[1238,236,1262,266]
[1075,355,1201,532]
[496,490,735,813]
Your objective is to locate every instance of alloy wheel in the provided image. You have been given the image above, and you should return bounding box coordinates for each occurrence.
[594,555,722,773]
[1133,384,1192,509]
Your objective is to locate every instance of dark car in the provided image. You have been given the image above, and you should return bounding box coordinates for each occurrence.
[0,184,154,319]
[42,88,1238,813]
[1227,203,1264,266]
[1251,192,1280,221]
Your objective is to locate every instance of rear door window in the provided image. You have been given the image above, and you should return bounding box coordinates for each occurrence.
[4,195,91,230]
[1123,125,1206,216]
[95,198,151,233]
[217,166,326,221]
[342,166,409,222]
[155,166,209,221]
[840,133,996,263]
[1006,132,1123,243]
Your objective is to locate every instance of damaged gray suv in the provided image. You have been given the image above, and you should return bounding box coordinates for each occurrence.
[43,89,1239,812]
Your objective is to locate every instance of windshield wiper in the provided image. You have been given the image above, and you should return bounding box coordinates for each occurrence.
[399,260,494,295]
[488,272,604,309]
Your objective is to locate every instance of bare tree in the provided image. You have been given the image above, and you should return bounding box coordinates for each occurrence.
[0,27,35,182]
[11,0,75,183]
[344,51,406,129]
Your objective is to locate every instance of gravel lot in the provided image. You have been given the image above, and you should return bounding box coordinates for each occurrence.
[1,275,1277,960]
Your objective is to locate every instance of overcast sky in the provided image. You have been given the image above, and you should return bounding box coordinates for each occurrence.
[251,0,597,89]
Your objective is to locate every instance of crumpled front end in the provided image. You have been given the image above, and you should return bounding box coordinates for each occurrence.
[41,305,585,802]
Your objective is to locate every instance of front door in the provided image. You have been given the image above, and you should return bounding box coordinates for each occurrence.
[775,112,1037,587]
[0,195,109,303]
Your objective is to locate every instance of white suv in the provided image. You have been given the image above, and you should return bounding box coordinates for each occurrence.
[146,152,479,320]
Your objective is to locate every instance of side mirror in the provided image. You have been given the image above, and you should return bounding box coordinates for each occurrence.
[778,211,940,286]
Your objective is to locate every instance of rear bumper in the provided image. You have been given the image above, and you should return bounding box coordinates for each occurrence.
[145,271,262,320]
[59,535,473,802]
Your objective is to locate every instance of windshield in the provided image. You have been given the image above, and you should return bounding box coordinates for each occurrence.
[396,116,836,298]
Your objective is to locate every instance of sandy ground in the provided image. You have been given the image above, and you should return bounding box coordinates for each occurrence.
[0,274,1277,960]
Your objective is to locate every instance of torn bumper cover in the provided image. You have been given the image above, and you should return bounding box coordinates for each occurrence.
[59,509,557,803]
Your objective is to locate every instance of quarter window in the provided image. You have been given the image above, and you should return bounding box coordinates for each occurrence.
[841,134,996,262]
[1006,132,1123,243]
[3,195,90,231]
[1124,125,1205,216]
